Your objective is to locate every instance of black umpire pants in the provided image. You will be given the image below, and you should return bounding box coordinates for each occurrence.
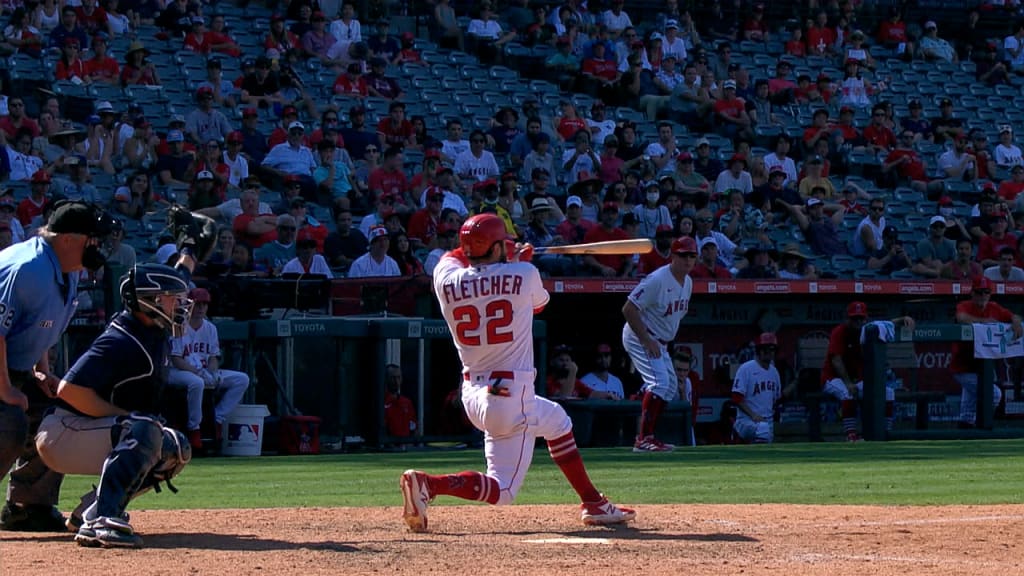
[3,371,63,507]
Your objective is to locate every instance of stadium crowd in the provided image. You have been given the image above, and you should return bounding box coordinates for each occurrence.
[0,0,1022,284]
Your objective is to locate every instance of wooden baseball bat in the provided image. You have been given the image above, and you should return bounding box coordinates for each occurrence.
[533,239,653,255]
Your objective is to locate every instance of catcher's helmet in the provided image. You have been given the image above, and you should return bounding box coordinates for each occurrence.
[460,213,513,259]
[120,264,193,337]
[755,333,778,348]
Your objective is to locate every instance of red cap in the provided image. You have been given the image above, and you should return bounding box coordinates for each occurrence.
[677,151,693,162]
[671,236,698,254]
[973,276,993,293]
[423,148,442,160]
[840,106,854,114]
[283,174,301,183]
[196,86,213,96]
[32,170,52,183]
[297,228,318,244]
[282,105,298,116]
[189,288,211,302]
[938,196,954,206]
[602,201,619,212]
[242,107,259,118]
[655,224,673,233]
[227,130,244,143]
[847,301,868,318]
[756,333,778,347]
[729,153,747,165]
[473,179,498,192]
[425,186,445,201]
[596,343,612,354]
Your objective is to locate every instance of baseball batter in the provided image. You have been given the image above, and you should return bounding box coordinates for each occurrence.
[400,213,634,532]
[0,201,116,532]
[167,288,250,451]
[622,236,697,452]
[822,301,914,441]
[731,333,782,443]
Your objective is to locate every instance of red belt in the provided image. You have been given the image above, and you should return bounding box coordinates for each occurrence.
[464,370,514,382]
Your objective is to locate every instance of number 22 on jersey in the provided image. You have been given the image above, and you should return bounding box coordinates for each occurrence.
[453,299,514,346]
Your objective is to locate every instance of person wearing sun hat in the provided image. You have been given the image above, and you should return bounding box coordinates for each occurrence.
[713,153,753,196]
[121,40,159,86]
[776,243,816,279]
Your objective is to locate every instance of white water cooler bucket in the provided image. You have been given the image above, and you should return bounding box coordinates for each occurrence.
[221,405,271,456]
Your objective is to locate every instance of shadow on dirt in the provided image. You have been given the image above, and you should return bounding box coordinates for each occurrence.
[466,528,759,542]
[142,532,360,552]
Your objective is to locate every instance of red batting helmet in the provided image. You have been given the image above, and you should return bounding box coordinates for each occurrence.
[755,333,778,348]
[460,213,513,259]
[847,301,868,318]
[671,236,698,255]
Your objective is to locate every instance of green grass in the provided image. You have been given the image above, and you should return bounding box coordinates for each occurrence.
[61,440,1024,511]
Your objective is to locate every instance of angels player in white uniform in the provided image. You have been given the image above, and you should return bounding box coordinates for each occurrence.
[400,214,635,532]
[622,236,697,452]
[731,333,782,444]
[166,288,250,450]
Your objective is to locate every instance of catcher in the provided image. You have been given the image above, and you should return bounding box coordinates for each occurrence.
[35,207,217,548]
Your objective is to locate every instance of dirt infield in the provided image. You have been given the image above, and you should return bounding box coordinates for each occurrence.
[2,504,1022,575]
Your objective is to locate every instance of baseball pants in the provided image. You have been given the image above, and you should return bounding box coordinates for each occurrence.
[6,373,63,508]
[822,378,895,403]
[733,416,774,443]
[622,329,679,402]
[35,409,119,475]
[166,368,250,431]
[460,369,572,506]
[954,373,1001,425]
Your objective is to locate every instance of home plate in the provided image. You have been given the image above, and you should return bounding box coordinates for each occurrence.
[523,537,610,544]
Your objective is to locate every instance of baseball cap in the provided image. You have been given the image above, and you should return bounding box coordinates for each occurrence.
[695,137,710,148]
[973,276,993,293]
[281,105,298,117]
[940,98,953,107]
[48,201,110,236]
[665,19,680,30]
[839,105,854,115]
[63,154,85,166]
[566,195,583,208]
[32,169,52,183]
[368,226,388,241]
[769,166,786,178]
[698,237,718,251]
[166,130,184,143]
[806,197,823,207]
[596,343,612,354]
[170,114,186,125]
[883,225,899,238]
[423,149,442,161]
[847,301,868,318]
[288,121,305,132]
[553,344,573,356]
[531,167,550,179]
[723,79,737,90]
[671,236,698,255]
[930,215,948,227]
[602,201,619,213]
[154,243,178,265]
[196,86,214,97]
[677,151,693,162]
[95,101,115,114]
[189,288,211,303]
[473,179,499,193]
[655,224,674,237]
[296,229,318,247]
[242,107,259,118]
[938,196,954,206]
[227,130,244,143]
[924,20,937,29]
[1000,124,1014,135]
[909,99,923,109]
[806,154,824,164]
[196,170,214,181]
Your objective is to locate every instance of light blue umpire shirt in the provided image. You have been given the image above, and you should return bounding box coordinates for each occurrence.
[0,237,78,371]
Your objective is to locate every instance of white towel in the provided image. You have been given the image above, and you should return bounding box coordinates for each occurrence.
[972,323,1024,359]
[860,321,896,344]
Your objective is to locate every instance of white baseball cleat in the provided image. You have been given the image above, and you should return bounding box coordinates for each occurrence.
[400,469,433,533]
[581,495,636,526]
[632,435,675,453]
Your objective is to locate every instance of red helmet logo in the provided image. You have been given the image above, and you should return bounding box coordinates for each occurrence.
[460,213,513,259]
[847,301,868,318]
[671,236,697,255]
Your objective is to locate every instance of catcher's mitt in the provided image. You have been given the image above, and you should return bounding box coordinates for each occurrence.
[167,205,218,263]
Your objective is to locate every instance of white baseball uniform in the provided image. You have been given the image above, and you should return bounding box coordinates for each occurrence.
[731,359,781,443]
[167,319,250,431]
[434,253,572,505]
[580,371,625,399]
[622,264,692,401]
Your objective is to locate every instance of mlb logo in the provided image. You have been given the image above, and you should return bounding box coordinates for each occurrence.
[228,423,260,444]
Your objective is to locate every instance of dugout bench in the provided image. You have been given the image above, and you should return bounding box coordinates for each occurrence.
[559,399,692,448]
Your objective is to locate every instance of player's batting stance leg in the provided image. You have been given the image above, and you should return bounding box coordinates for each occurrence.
[625,333,678,452]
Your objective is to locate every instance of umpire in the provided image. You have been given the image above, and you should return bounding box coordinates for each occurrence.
[0,200,115,531]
